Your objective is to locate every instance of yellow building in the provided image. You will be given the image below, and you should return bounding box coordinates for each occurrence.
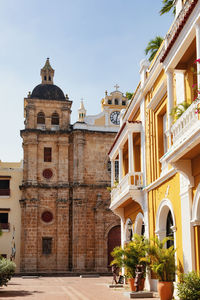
[0,160,23,272]
[109,0,200,291]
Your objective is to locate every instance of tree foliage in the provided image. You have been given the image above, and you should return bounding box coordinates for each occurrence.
[126,92,133,100]
[145,36,164,62]
[160,0,176,16]
[0,258,16,287]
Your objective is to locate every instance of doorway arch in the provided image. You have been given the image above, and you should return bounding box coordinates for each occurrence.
[155,199,176,248]
[107,225,121,267]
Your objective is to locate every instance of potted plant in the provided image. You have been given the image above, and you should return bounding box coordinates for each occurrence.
[141,236,176,300]
[111,234,147,291]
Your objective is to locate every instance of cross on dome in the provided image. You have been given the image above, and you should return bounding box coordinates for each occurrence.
[114,84,119,91]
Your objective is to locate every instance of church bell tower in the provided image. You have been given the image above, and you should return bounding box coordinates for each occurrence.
[20,59,72,272]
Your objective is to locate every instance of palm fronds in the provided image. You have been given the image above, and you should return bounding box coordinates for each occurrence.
[145,36,164,62]
[160,0,176,16]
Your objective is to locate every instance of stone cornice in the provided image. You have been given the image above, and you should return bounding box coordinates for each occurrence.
[20,182,110,189]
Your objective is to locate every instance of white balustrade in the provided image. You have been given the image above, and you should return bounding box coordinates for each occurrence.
[111,172,143,203]
[171,99,200,146]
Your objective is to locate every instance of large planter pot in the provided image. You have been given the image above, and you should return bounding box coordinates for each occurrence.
[128,278,145,292]
[128,278,135,291]
[157,281,173,300]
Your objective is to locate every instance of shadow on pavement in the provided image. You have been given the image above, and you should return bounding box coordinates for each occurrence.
[0,290,43,297]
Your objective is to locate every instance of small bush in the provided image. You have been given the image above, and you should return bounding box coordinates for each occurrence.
[177,271,200,300]
[0,258,16,287]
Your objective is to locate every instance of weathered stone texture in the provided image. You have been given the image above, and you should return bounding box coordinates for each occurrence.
[20,98,120,273]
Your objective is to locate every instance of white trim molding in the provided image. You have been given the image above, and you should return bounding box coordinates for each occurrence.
[155,198,176,238]
[191,183,200,224]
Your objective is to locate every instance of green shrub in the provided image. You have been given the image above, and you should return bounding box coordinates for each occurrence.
[0,258,16,287]
[177,271,200,300]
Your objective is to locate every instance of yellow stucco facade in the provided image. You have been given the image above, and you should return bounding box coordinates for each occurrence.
[0,161,22,272]
[109,0,200,291]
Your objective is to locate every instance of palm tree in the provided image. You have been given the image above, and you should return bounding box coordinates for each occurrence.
[145,36,164,62]
[170,101,191,122]
[160,0,176,16]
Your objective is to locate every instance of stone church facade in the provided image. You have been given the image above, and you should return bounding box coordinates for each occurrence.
[20,59,127,273]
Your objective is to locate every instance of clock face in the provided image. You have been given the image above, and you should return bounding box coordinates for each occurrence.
[110,111,120,125]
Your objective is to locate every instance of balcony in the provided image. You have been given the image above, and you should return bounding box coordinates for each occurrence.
[110,172,144,210]
[161,99,200,164]
[37,124,46,130]
[0,189,10,196]
[0,223,10,231]
[51,125,60,131]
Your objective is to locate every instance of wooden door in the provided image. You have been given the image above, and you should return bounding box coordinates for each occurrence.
[107,225,121,267]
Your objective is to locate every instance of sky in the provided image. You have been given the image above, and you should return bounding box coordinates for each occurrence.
[0,0,173,162]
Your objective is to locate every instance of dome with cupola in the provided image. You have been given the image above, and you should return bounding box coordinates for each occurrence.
[30,58,66,101]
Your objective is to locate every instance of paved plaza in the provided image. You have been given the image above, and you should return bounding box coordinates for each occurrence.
[0,276,159,300]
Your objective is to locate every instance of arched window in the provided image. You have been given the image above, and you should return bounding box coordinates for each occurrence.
[166,210,174,248]
[108,100,112,105]
[37,112,45,124]
[51,112,59,125]
[49,76,51,81]
[141,221,145,236]
[115,99,119,105]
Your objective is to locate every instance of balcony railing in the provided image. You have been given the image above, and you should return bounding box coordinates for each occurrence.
[171,99,200,147]
[51,125,60,131]
[111,172,143,203]
[0,189,10,196]
[0,223,10,230]
[37,124,46,130]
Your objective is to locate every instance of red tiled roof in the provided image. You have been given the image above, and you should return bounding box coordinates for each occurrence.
[160,0,198,63]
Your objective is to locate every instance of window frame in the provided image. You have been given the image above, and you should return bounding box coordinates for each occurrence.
[44,147,52,162]
[42,237,52,255]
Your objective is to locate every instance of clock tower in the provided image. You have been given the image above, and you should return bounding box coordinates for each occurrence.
[101,85,128,126]
[74,85,128,131]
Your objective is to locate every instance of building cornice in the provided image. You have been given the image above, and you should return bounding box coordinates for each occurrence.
[144,168,177,192]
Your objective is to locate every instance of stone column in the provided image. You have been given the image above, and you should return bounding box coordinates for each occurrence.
[166,69,174,147]
[73,133,85,183]
[26,136,38,184]
[23,198,39,272]
[195,22,200,89]
[128,132,134,173]
[26,103,35,129]
[61,106,70,129]
[56,198,69,271]
[58,136,69,184]
[180,173,195,272]
[111,159,115,186]
[113,207,125,276]
[119,147,123,182]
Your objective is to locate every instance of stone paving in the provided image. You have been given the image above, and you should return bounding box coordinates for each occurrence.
[0,276,159,300]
